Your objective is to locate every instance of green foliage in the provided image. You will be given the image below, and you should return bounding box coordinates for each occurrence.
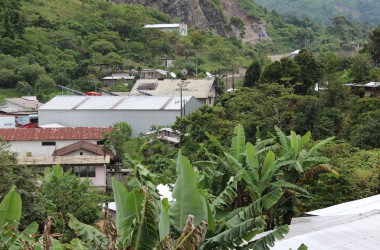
[244,60,261,87]
[104,122,132,161]
[259,57,301,90]
[41,165,103,241]
[368,26,380,63]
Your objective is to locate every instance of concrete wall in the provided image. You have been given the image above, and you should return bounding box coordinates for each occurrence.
[8,140,99,157]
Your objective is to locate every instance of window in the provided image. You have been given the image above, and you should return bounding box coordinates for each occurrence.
[72,166,96,178]
[97,140,104,145]
[42,141,56,146]
[79,152,83,155]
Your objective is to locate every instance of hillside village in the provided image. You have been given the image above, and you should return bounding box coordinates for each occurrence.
[1,0,380,249]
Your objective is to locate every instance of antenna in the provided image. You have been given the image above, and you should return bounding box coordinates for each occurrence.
[170,72,177,78]
[206,72,212,77]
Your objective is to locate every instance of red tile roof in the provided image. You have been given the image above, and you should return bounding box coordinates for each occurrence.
[0,127,111,141]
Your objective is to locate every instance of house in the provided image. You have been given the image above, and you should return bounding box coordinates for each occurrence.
[346,82,380,98]
[130,77,222,105]
[38,95,202,137]
[0,127,111,191]
[103,72,136,86]
[0,96,42,112]
[102,69,168,86]
[143,23,187,36]
[251,195,380,249]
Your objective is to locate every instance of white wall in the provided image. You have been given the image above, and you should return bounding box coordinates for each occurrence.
[8,140,99,157]
[39,101,201,137]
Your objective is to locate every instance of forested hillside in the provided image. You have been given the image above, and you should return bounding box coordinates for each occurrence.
[254,0,380,25]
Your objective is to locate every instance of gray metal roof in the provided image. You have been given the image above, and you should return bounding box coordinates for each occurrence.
[144,24,181,28]
[250,195,380,249]
[39,95,195,111]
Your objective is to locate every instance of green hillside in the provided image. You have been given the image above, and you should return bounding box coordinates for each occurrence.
[253,0,380,25]
[0,0,254,101]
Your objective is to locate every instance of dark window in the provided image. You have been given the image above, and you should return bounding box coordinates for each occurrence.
[42,141,56,146]
[97,140,104,145]
[72,166,96,178]
[79,152,83,155]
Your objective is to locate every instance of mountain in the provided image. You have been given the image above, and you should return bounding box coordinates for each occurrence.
[110,0,228,36]
[253,0,380,25]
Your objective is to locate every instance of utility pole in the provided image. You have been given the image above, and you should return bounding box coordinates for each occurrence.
[177,80,188,117]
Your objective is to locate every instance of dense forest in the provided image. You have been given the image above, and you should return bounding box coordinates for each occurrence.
[253,0,380,25]
[1,0,380,249]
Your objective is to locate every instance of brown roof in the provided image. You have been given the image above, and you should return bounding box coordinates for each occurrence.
[6,97,43,109]
[0,127,111,141]
[53,141,106,156]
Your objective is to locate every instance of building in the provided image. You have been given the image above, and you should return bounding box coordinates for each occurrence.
[130,77,221,105]
[0,127,111,190]
[0,96,42,112]
[143,23,187,36]
[103,72,136,86]
[38,95,201,137]
[346,82,380,98]
[250,195,380,249]
[102,69,168,86]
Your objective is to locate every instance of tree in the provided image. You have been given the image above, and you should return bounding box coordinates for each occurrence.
[0,0,24,38]
[368,26,380,64]
[259,57,302,90]
[0,140,49,230]
[294,49,321,94]
[244,60,261,87]
[16,81,33,95]
[35,75,56,95]
[229,16,246,38]
[349,53,372,83]
[104,122,132,161]
[40,165,103,242]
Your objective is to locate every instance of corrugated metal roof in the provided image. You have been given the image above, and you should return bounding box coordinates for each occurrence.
[250,195,380,249]
[144,24,181,28]
[308,194,380,216]
[6,97,43,109]
[39,96,195,110]
[130,78,216,99]
[364,82,380,88]
[268,211,380,249]
[0,127,111,141]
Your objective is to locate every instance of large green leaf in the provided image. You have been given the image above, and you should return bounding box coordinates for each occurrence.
[245,142,259,184]
[131,191,159,250]
[231,124,246,162]
[227,189,282,227]
[238,225,289,250]
[203,217,264,249]
[111,178,129,230]
[9,222,39,250]
[159,198,170,240]
[68,213,108,249]
[0,186,21,228]
[169,152,208,230]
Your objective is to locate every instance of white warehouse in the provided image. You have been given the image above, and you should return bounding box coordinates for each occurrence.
[38,95,201,137]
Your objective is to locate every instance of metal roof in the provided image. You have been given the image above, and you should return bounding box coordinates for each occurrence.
[364,82,380,88]
[39,96,195,111]
[144,24,181,28]
[0,127,110,141]
[130,78,216,99]
[250,195,380,249]
[307,194,380,216]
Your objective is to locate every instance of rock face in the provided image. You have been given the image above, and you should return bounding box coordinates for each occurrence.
[111,0,227,36]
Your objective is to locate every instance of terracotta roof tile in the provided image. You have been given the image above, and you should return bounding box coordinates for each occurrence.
[0,127,111,141]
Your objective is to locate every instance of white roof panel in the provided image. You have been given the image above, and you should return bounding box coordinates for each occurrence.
[38,96,88,110]
[308,194,380,216]
[144,24,180,28]
[40,96,195,111]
